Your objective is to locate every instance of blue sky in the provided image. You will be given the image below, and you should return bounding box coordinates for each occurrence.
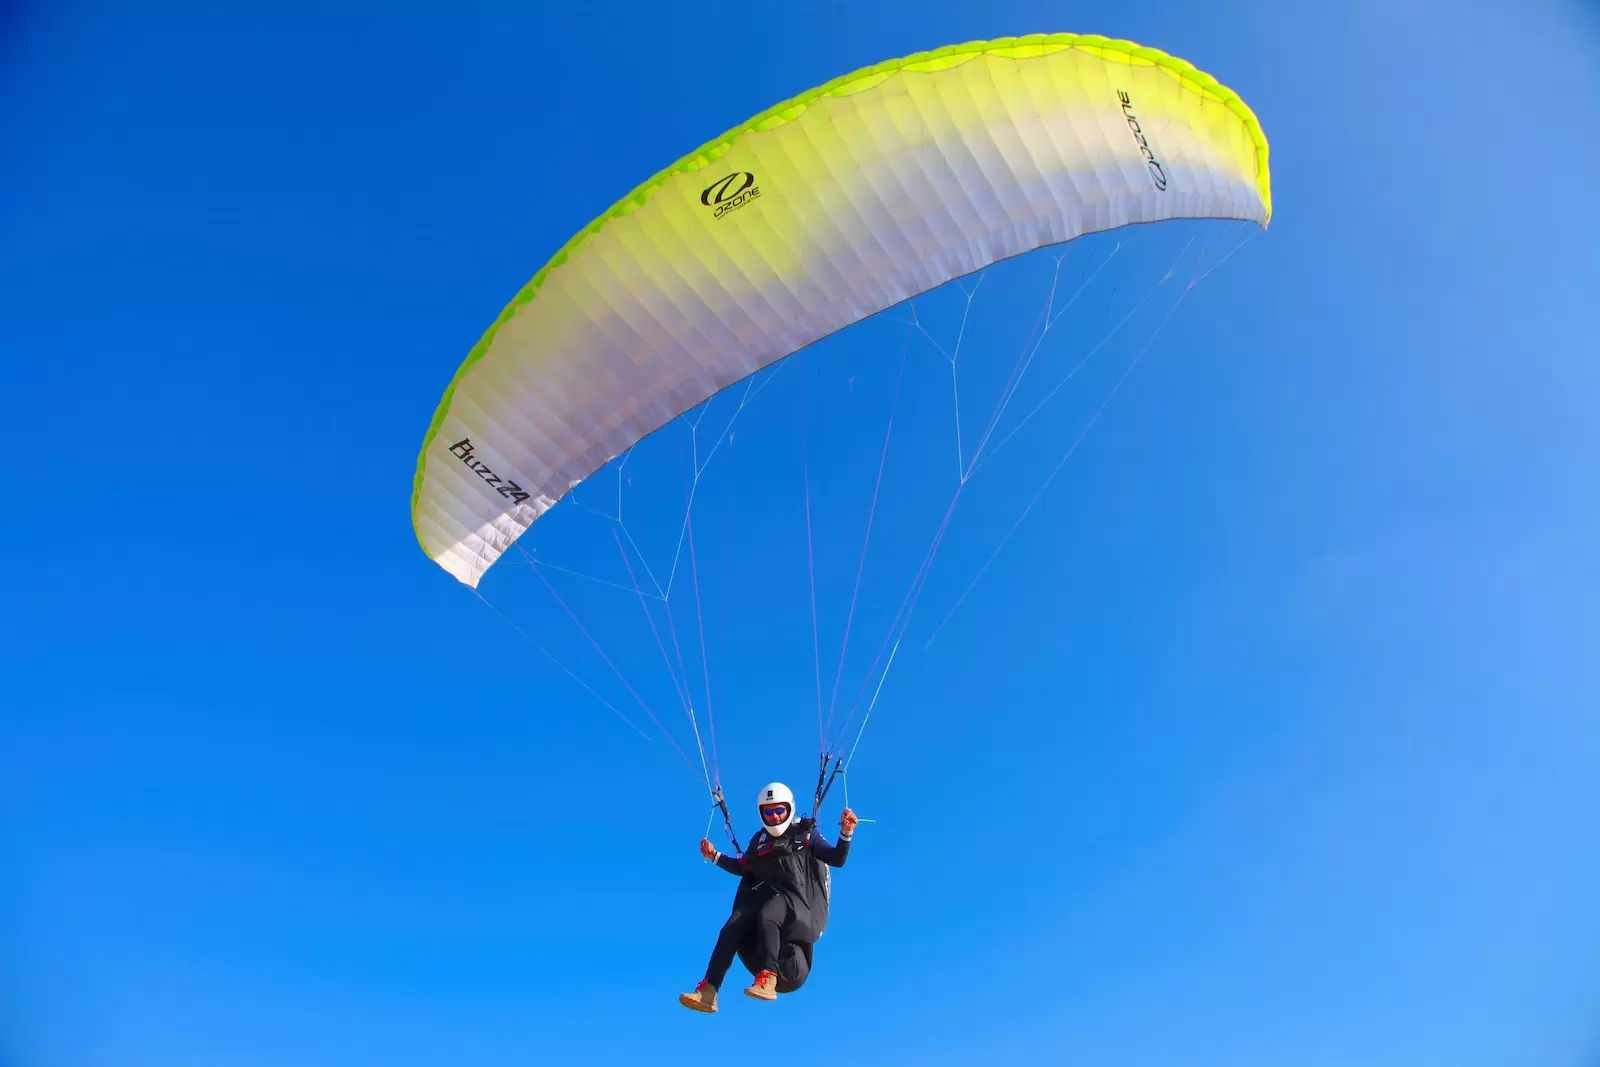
[6,3,1600,1065]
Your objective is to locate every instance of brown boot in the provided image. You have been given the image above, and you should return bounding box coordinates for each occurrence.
[743,969,778,1001]
[678,979,718,1013]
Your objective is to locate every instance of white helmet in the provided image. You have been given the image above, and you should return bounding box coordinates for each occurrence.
[756,781,796,837]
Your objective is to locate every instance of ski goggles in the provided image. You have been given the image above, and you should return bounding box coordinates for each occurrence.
[759,803,792,823]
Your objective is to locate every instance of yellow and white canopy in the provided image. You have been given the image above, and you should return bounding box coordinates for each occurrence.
[413,33,1272,586]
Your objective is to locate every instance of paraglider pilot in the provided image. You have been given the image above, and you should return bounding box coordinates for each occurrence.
[679,782,858,1013]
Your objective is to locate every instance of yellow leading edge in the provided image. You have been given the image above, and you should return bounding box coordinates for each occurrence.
[413,33,1272,587]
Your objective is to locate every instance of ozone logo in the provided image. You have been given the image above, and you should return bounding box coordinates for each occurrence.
[701,171,761,218]
[1116,90,1169,192]
[701,171,755,205]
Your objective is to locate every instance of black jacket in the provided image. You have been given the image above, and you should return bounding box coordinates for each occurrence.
[715,819,851,944]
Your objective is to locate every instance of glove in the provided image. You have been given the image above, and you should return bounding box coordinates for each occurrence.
[839,808,859,838]
[699,837,718,861]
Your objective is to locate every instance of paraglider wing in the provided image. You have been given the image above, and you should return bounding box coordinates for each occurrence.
[412,33,1271,587]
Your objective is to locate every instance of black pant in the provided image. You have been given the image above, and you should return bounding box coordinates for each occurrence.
[705,891,789,988]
